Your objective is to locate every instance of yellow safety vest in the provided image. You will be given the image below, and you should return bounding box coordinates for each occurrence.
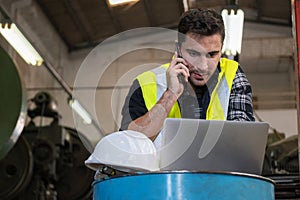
[136,58,238,120]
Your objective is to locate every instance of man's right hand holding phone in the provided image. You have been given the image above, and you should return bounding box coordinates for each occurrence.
[166,50,190,97]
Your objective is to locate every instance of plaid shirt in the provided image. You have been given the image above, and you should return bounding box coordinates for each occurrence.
[120,64,255,130]
[227,66,255,121]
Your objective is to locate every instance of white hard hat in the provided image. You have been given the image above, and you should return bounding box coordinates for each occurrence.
[85,130,159,172]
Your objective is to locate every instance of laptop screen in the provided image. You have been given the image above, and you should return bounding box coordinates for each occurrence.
[159,118,269,175]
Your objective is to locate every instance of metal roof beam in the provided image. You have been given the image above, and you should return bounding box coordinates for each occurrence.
[62,0,93,45]
[104,0,123,32]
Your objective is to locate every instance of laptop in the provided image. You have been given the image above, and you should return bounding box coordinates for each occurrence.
[159,118,269,175]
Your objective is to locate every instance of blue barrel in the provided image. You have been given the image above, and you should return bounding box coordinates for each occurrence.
[93,171,274,199]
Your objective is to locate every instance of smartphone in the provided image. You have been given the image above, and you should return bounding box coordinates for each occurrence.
[175,42,188,94]
[175,41,183,58]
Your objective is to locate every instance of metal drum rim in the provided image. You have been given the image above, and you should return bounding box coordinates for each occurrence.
[94,170,275,185]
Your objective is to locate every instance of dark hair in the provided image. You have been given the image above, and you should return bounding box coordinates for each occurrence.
[178,8,225,45]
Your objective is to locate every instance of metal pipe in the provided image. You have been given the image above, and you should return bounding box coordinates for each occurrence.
[43,61,73,97]
[43,61,106,137]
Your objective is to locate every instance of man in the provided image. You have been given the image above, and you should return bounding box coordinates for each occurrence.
[120,8,255,145]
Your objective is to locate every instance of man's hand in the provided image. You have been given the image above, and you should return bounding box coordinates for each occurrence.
[167,52,190,97]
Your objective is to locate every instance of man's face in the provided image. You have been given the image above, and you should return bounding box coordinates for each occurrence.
[180,32,222,87]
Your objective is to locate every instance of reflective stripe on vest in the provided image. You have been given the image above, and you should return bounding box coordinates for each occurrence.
[137,63,181,118]
[136,58,238,120]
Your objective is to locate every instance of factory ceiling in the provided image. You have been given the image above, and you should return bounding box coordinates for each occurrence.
[32,0,292,51]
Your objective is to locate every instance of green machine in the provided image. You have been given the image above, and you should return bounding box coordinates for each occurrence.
[0,46,27,160]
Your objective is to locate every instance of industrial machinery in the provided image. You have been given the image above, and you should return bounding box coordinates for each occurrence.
[0,91,94,200]
[262,132,300,199]
[0,45,27,161]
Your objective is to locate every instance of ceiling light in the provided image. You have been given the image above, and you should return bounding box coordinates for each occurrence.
[221,9,244,56]
[69,98,92,124]
[108,0,139,6]
[0,23,44,66]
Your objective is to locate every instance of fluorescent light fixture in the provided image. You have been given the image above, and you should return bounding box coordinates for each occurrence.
[221,9,244,56]
[108,0,139,6]
[69,99,92,124]
[0,23,44,66]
